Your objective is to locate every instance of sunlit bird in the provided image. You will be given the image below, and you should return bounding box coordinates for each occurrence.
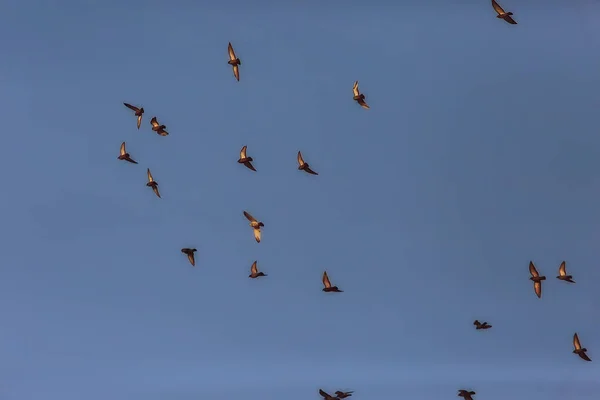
[117,142,138,164]
[123,102,144,129]
[243,211,264,243]
[529,261,546,298]
[573,333,592,362]
[238,145,256,171]
[322,271,343,293]
[556,261,575,283]
[352,80,370,109]
[150,116,169,136]
[146,168,161,198]
[491,0,517,24]
[227,42,242,81]
[249,261,267,278]
[297,151,318,175]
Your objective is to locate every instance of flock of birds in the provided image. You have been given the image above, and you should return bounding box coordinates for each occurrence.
[115,1,592,398]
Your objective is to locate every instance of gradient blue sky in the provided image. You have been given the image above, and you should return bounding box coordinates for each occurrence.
[1,1,600,399]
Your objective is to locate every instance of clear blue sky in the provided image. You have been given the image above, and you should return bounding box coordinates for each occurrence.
[1,1,599,399]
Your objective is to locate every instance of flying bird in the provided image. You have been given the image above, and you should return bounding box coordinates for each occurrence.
[458,390,476,400]
[335,391,354,399]
[227,42,241,81]
[322,271,343,293]
[123,102,144,129]
[150,117,169,136]
[573,333,592,362]
[473,320,492,330]
[491,0,517,24]
[146,168,161,198]
[318,389,339,400]
[556,261,575,283]
[243,211,264,243]
[181,248,197,266]
[249,261,267,278]
[297,151,318,175]
[352,81,370,109]
[117,142,138,164]
[529,261,546,298]
[238,146,256,171]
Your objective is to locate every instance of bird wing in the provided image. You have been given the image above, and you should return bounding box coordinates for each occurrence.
[240,145,247,159]
[137,114,142,129]
[232,65,240,81]
[228,42,237,61]
[147,168,154,182]
[322,271,332,288]
[353,81,360,97]
[244,161,257,172]
[152,186,161,198]
[251,261,258,274]
[534,281,542,298]
[253,228,261,243]
[150,117,159,128]
[573,333,582,350]
[187,253,195,266]
[120,142,126,156]
[319,389,330,399]
[244,211,257,222]
[124,102,139,112]
[305,166,319,175]
[297,151,305,167]
[558,261,566,276]
[474,320,480,326]
[529,261,539,277]
[504,15,517,24]
[579,351,592,362]
[358,98,370,109]
[492,0,505,14]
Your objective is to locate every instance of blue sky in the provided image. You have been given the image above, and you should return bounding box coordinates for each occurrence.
[1,1,600,399]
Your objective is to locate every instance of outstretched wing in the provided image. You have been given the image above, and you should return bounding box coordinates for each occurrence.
[244,211,257,222]
[491,0,506,15]
[305,166,319,175]
[297,151,305,167]
[322,271,332,288]
[529,261,539,277]
[253,228,261,243]
[558,261,566,276]
[187,253,195,266]
[228,42,237,61]
[150,117,159,128]
[357,98,370,109]
[240,145,247,159]
[533,281,542,298]
[573,333,582,350]
[251,261,258,274]
[120,142,126,156]
[124,102,140,112]
[147,168,154,183]
[353,81,360,97]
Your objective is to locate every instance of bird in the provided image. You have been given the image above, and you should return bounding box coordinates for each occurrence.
[238,146,256,171]
[573,333,592,362]
[227,42,241,81]
[529,261,546,298]
[243,211,264,243]
[297,151,318,175]
[322,271,343,293]
[150,117,169,136]
[318,389,339,400]
[556,261,575,283]
[146,168,161,198]
[458,390,476,400]
[352,80,370,109]
[335,391,354,399]
[117,142,138,164]
[123,102,144,129]
[473,320,492,330]
[181,248,197,266]
[491,0,517,24]
[249,261,267,278]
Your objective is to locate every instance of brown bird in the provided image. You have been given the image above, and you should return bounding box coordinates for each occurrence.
[573,333,592,362]
[297,151,318,175]
[181,248,197,266]
[335,391,354,399]
[352,80,370,109]
[318,389,339,400]
[117,142,138,164]
[458,390,476,400]
[322,271,343,293]
[146,168,161,198]
[123,102,144,129]
[243,211,264,243]
[491,0,517,24]
[227,42,241,81]
[529,261,546,298]
[150,117,169,136]
[249,261,267,278]
[238,146,256,171]
[556,261,575,283]
[473,320,492,330]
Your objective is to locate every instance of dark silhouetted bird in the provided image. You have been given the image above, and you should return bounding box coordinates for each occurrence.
[181,248,197,266]
[458,389,476,400]
[238,146,256,171]
[227,42,241,81]
[146,168,161,198]
[249,261,267,278]
[473,320,492,330]
[529,261,546,298]
[573,333,592,362]
[556,261,575,283]
[319,389,339,400]
[491,0,517,24]
[297,151,318,175]
[123,102,144,129]
[117,142,137,164]
[335,391,354,399]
